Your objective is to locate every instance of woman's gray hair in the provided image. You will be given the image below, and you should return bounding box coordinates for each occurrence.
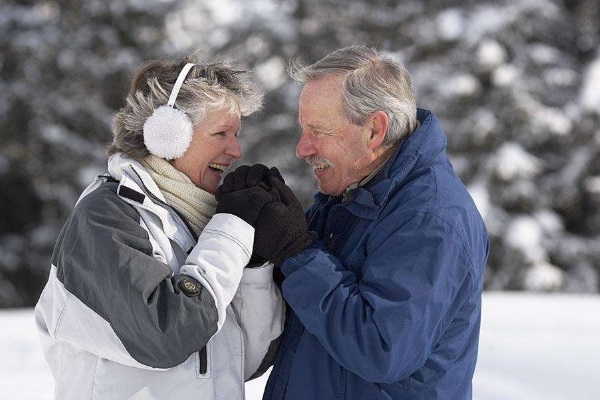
[289,45,417,147]
[108,55,263,159]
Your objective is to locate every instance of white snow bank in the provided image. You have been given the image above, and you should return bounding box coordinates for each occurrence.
[1,293,598,400]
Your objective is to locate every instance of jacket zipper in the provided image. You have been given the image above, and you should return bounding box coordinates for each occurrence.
[199,346,208,375]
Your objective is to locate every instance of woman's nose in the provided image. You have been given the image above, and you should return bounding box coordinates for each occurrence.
[228,136,243,160]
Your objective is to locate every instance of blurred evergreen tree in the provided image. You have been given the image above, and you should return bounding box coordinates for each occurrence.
[1,0,599,307]
[0,0,179,306]
[179,0,600,293]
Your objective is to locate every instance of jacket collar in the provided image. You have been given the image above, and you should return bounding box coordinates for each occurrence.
[108,153,166,202]
[108,153,195,249]
[313,109,447,219]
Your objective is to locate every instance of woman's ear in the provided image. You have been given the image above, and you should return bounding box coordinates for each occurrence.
[368,111,389,150]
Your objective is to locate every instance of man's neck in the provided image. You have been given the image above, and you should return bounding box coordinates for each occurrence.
[342,146,395,201]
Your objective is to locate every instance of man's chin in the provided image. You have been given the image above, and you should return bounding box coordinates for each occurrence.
[316,182,339,196]
[316,181,327,195]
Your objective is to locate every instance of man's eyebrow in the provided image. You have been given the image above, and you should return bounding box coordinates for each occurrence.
[298,120,327,131]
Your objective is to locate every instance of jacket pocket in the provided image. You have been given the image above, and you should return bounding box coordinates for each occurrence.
[196,343,210,378]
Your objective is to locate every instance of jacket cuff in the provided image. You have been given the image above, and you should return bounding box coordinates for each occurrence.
[180,213,254,329]
[208,213,255,256]
[280,240,326,277]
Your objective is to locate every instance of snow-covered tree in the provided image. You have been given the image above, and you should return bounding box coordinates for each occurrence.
[179,0,600,293]
[1,0,598,307]
[0,0,180,306]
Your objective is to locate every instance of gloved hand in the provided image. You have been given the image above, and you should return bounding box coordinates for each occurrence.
[217,164,270,196]
[215,164,272,226]
[252,170,317,268]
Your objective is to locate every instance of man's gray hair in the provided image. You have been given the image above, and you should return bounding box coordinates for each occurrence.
[289,45,417,147]
[108,55,263,159]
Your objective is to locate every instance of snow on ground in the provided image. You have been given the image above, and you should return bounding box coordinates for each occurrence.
[1,292,598,400]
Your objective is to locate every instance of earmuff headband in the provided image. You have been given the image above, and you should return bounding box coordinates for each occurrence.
[143,62,197,160]
[167,63,196,107]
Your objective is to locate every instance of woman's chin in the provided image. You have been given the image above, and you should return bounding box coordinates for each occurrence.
[198,171,222,195]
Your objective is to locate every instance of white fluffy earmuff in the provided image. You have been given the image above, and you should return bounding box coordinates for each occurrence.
[143,63,196,160]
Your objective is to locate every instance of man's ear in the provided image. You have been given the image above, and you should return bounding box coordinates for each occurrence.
[368,111,389,150]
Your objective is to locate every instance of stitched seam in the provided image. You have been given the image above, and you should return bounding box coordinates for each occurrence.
[203,228,251,258]
[89,356,100,400]
[392,114,431,182]
[419,210,477,285]
[226,307,245,394]
[54,291,71,337]
[419,166,476,284]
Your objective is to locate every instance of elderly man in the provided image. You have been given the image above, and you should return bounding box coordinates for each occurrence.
[223,45,489,399]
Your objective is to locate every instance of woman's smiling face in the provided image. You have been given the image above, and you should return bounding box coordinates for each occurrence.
[171,106,243,194]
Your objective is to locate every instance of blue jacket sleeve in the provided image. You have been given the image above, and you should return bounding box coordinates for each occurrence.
[280,211,477,383]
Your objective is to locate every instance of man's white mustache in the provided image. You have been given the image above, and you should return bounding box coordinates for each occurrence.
[305,156,334,168]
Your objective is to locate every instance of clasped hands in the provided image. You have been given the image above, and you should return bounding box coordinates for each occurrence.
[215,164,316,268]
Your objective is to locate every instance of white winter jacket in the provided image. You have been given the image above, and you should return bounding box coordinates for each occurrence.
[35,154,285,399]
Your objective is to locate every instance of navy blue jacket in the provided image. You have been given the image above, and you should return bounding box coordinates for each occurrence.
[264,109,489,399]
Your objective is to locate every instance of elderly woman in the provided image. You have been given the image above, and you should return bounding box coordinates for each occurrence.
[35,56,285,399]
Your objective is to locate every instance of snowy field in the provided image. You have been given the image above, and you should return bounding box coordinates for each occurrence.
[1,292,598,400]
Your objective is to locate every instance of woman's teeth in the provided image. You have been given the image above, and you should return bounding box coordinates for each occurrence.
[209,164,228,172]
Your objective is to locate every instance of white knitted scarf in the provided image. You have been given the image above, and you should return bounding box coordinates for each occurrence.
[140,155,217,236]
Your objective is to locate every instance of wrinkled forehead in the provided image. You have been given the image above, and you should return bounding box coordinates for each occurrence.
[300,74,345,100]
[299,75,346,123]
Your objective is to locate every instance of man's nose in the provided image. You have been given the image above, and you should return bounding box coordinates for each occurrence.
[296,131,316,159]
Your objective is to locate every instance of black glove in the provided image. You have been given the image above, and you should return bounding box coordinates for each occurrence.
[252,173,317,268]
[216,164,270,197]
[215,164,272,226]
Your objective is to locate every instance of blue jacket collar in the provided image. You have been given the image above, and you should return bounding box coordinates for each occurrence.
[312,109,447,219]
